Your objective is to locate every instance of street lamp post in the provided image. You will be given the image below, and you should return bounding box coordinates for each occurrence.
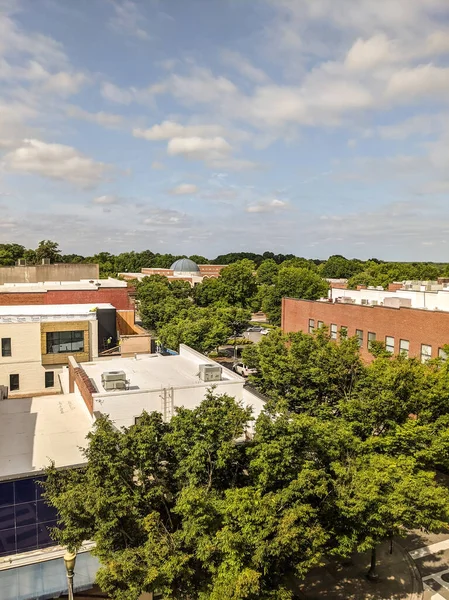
[63,550,77,600]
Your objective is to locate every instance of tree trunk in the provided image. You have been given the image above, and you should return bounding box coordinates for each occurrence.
[366,546,379,581]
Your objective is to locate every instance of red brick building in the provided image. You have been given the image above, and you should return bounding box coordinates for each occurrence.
[281,297,449,362]
[0,281,134,310]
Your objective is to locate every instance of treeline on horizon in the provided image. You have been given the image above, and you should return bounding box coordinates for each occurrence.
[0,240,448,289]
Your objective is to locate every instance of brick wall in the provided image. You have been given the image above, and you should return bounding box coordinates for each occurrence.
[0,287,133,310]
[68,356,95,415]
[198,265,226,277]
[282,297,449,362]
[0,292,46,305]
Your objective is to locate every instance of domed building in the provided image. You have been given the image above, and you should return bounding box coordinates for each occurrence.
[170,258,200,277]
[119,258,227,285]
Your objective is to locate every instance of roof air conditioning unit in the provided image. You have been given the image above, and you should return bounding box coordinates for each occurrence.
[103,380,127,391]
[101,370,126,382]
[199,364,222,382]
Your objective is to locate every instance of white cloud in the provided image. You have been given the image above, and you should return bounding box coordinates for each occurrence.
[221,50,268,83]
[92,195,119,205]
[0,13,67,67]
[170,183,198,195]
[133,120,226,141]
[377,113,448,140]
[143,208,190,228]
[0,57,88,96]
[66,105,123,128]
[101,81,134,104]
[4,139,110,187]
[108,0,150,40]
[246,199,288,213]
[167,136,232,160]
[345,34,396,70]
[386,64,449,99]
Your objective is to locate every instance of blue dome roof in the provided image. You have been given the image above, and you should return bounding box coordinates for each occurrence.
[170,258,200,272]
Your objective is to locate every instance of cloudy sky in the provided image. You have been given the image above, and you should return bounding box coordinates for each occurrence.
[0,0,449,260]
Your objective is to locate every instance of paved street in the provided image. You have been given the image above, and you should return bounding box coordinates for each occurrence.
[402,530,449,599]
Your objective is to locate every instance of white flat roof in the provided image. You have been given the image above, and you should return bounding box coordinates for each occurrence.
[0,278,127,293]
[0,303,115,317]
[84,353,239,393]
[0,394,92,480]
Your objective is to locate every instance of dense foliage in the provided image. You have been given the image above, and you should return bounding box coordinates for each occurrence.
[1,241,447,288]
[44,336,449,600]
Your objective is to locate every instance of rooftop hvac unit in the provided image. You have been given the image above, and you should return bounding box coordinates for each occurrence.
[101,370,126,382]
[103,380,127,391]
[372,300,378,305]
[199,363,222,382]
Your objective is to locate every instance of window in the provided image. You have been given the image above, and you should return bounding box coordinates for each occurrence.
[44,371,54,388]
[9,374,19,391]
[1,338,11,357]
[421,344,432,363]
[46,331,84,354]
[308,319,315,333]
[385,336,395,353]
[399,339,410,357]
[340,326,348,337]
[317,321,324,329]
[330,324,337,339]
[134,416,143,425]
[368,332,376,349]
[356,329,363,347]
[439,348,448,360]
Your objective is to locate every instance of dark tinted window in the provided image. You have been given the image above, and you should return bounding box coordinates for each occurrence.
[46,331,84,354]
[9,374,19,391]
[1,338,11,357]
[45,371,55,388]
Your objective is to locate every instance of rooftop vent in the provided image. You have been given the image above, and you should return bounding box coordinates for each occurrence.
[198,363,222,382]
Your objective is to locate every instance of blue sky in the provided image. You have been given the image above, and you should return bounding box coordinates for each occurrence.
[0,0,449,260]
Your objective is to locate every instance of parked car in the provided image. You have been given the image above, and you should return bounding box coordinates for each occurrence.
[233,362,257,377]
[247,326,269,335]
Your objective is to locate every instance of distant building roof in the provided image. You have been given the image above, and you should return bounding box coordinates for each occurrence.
[0,278,127,293]
[170,258,200,272]
[0,303,115,323]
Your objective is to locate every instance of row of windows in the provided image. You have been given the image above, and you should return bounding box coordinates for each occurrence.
[8,371,54,392]
[307,320,445,362]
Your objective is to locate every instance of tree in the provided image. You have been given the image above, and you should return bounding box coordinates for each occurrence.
[218,260,258,308]
[189,254,209,264]
[320,255,364,279]
[158,308,231,354]
[0,243,25,266]
[261,267,329,325]
[193,277,224,307]
[332,454,449,575]
[35,240,61,263]
[243,328,364,415]
[256,259,279,285]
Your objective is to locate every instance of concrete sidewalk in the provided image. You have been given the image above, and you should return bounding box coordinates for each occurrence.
[296,540,423,600]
